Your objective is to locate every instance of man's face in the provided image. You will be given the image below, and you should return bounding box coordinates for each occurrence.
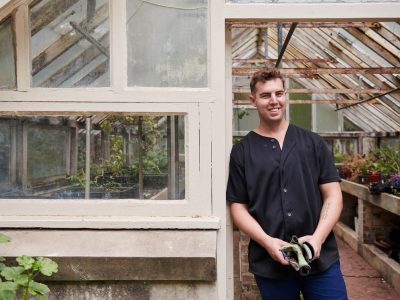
[250,78,287,124]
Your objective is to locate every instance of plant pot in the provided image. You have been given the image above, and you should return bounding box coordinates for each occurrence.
[369,171,381,183]
[356,175,369,184]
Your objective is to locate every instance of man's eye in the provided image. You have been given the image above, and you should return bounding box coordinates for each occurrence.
[276,92,284,97]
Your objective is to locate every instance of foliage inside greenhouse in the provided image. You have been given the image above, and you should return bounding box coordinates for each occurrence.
[0,115,185,200]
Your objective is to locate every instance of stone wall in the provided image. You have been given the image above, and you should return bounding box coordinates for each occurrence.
[2,229,217,300]
[45,282,216,300]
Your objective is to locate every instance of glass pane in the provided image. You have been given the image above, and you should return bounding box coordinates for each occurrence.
[127,0,207,87]
[30,0,110,87]
[0,114,185,200]
[344,117,362,131]
[233,108,259,132]
[290,104,312,130]
[316,104,338,132]
[0,122,11,184]
[0,17,16,89]
[27,125,68,179]
[289,81,311,130]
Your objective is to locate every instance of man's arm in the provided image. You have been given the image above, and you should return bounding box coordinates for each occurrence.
[299,181,343,258]
[230,202,289,265]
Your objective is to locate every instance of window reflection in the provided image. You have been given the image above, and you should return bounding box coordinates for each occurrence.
[30,0,110,87]
[0,122,11,184]
[0,17,16,89]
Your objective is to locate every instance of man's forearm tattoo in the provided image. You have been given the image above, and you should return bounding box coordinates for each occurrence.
[322,203,331,220]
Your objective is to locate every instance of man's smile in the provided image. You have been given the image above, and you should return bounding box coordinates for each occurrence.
[268,107,280,112]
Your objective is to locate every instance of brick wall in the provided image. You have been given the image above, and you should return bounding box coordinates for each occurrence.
[233,229,261,300]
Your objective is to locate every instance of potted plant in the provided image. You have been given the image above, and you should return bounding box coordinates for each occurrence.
[367,143,400,194]
[340,154,370,183]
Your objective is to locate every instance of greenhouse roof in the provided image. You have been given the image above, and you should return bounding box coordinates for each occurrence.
[231,22,400,132]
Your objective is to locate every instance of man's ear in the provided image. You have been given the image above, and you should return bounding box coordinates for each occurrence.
[249,94,256,107]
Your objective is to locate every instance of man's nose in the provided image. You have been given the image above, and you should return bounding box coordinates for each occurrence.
[270,93,278,103]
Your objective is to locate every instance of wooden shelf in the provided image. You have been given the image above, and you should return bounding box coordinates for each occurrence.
[337,180,400,294]
[340,179,400,216]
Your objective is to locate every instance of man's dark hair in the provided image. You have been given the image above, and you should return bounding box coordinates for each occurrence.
[250,69,285,95]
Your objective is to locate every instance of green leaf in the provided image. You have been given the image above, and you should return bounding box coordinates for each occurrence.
[29,281,50,295]
[0,234,11,243]
[13,273,29,285]
[1,266,24,281]
[0,262,6,272]
[36,258,58,276]
[0,281,18,292]
[16,255,35,270]
[37,294,49,300]
[0,257,5,262]
[0,289,16,300]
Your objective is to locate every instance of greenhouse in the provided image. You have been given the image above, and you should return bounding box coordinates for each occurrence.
[0,0,399,299]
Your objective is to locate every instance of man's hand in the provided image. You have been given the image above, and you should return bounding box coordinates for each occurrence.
[229,203,291,266]
[264,237,291,265]
[298,235,323,259]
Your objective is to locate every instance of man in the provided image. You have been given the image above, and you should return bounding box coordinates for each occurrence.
[226,69,348,299]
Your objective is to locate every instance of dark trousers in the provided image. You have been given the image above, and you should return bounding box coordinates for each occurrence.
[254,260,348,300]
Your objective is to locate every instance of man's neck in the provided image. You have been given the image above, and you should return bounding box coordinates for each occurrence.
[255,120,289,138]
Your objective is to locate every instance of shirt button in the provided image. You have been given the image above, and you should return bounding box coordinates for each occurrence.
[272,145,276,149]
[287,212,292,217]
[283,188,287,193]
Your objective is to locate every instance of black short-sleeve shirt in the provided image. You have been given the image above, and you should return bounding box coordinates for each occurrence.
[226,124,341,279]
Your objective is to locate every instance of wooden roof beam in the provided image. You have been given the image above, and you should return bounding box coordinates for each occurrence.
[228,22,381,29]
[232,87,399,94]
[233,99,378,105]
[345,27,400,67]
[233,67,400,75]
[335,87,400,111]
[232,58,338,64]
[32,3,109,74]
[285,28,366,94]
[30,0,80,36]
[358,27,400,58]
[301,28,397,90]
[317,28,400,87]
[232,28,257,49]
[232,29,258,57]
[372,24,400,49]
[70,21,109,58]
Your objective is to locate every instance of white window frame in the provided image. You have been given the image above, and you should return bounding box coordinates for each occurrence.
[0,0,219,220]
[0,102,214,216]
